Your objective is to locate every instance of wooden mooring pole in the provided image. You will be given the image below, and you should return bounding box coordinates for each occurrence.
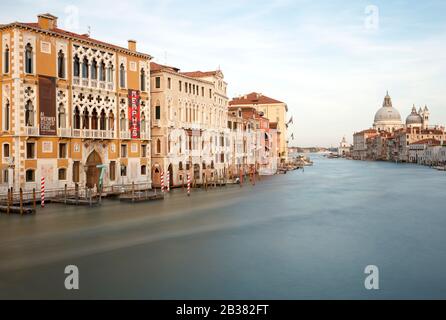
[7,189,10,215]
[19,188,23,216]
[33,188,36,212]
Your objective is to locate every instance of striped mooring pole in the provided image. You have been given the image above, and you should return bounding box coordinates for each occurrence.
[40,177,45,208]
[160,171,165,193]
[187,174,191,196]
[166,171,170,192]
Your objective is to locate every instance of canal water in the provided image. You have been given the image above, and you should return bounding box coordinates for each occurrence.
[1,155,446,299]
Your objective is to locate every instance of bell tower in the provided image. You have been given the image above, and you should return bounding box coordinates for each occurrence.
[422,105,430,129]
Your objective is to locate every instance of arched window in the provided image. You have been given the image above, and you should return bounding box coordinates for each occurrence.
[58,103,66,128]
[91,108,98,130]
[99,61,106,81]
[91,59,97,80]
[73,107,81,129]
[82,109,89,129]
[120,110,126,131]
[25,43,33,74]
[25,100,34,126]
[82,57,89,79]
[73,55,80,77]
[156,139,161,154]
[141,165,147,175]
[58,50,65,78]
[119,64,125,88]
[4,45,9,74]
[140,68,146,91]
[109,111,115,131]
[107,62,113,83]
[100,109,106,130]
[2,99,9,131]
[140,112,146,132]
[179,162,183,171]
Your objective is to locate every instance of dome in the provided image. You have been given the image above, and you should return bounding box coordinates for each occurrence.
[406,106,423,125]
[374,92,402,124]
[374,107,402,123]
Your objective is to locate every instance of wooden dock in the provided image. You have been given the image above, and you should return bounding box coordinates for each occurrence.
[119,191,164,203]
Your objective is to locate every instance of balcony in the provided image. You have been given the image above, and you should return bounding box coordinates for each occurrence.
[140,132,150,140]
[120,131,131,140]
[25,127,39,136]
[58,128,72,138]
[71,129,115,139]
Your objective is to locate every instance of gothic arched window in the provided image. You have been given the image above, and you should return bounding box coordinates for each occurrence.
[25,100,34,126]
[99,61,106,81]
[58,50,65,78]
[82,57,89,79]
[107,62,113,83]
[91,59,97,80]
[58,103,66,128]
[25,43,33,74]
[120,110,126,131]
[73,55,80,77]
[140,68,146,91]
[73,107,81,129]
[109,111,115,131]
[91,108,98,130]
[140,112,146,133]
[4,45,10,74]
[2,99,9,131]
[119,64,125,88]
[100,109,106,131]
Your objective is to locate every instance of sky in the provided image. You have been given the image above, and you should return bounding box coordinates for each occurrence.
[2,0,446,147]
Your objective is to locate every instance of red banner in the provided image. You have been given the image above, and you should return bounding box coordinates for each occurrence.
[128,90,141,139]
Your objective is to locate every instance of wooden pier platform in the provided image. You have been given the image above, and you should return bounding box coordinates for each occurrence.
[0,205,36,215]
[119,191,164,203]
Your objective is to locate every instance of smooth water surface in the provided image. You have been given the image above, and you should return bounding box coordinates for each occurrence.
[1,155,446,299]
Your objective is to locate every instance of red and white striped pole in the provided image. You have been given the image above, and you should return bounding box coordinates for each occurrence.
[160,171,165,193]
[40,177,45,207]
[187,174,191,197]
[166,171,170,192]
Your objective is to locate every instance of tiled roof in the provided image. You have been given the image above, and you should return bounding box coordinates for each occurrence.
[150,62,180,73]
[410,138,441,146]
[1,22,151,58]
[181,71,219,78]
[230,92,284,105]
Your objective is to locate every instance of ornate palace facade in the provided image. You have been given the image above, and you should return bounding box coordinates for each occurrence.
[0,14,152,193]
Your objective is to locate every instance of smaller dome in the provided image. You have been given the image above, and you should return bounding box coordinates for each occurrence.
[406,106,423,125]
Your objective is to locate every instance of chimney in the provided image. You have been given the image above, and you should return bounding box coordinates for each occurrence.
[37,13,58,30]
[128,40,137,52]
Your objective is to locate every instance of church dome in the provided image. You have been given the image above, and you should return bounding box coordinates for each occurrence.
[406,105,423,125]
[374,92,402,124]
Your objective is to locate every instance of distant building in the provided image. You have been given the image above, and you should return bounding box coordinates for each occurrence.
[338,137,351,157]
[230,92,288,163]
[353,91,445,164]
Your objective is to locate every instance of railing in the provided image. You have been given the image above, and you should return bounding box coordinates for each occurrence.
[120,131,131,140]
[99,81,106,90]
[25,126,39,136]
[140,132,149,140]
[90,80,97,88]
[82,79,89,87]
[73,77,80,86]
[58,128,72,138]
[107,83,114,91]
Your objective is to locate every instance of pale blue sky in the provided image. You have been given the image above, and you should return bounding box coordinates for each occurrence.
[2,0,446,147]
